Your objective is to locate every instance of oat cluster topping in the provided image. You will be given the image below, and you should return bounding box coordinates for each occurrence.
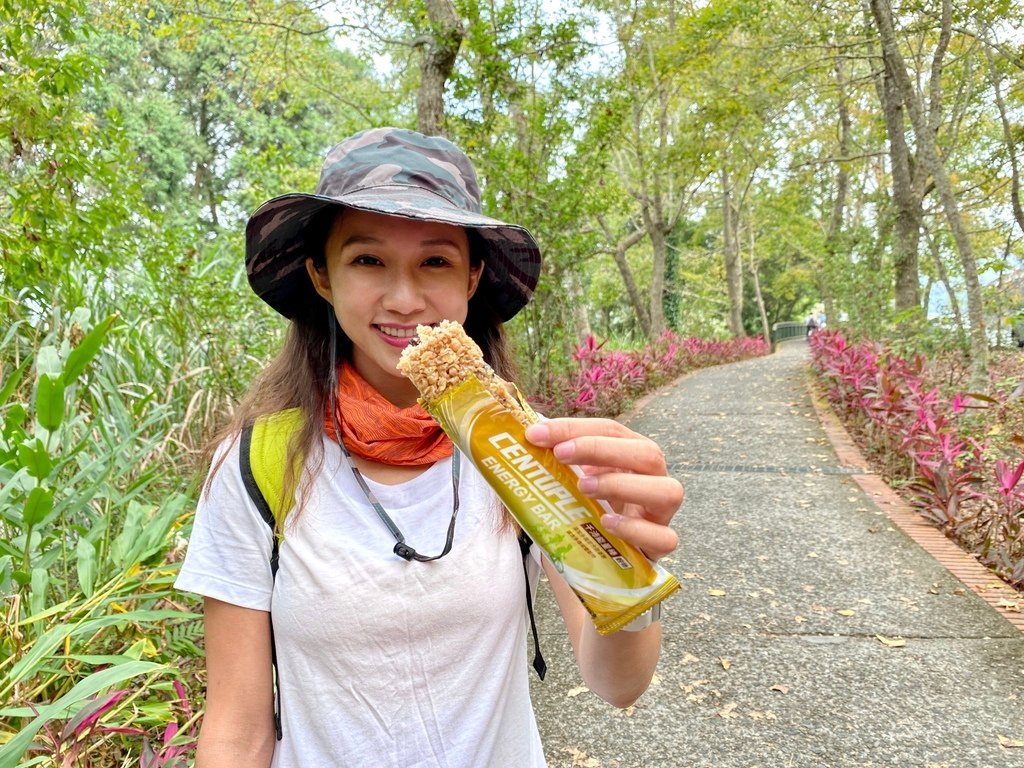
[397,320,538,426]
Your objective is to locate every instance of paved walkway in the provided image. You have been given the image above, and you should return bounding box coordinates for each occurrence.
[530,340,1024,768]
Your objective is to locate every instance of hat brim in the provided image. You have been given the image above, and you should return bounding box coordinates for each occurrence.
[245,186,542,322]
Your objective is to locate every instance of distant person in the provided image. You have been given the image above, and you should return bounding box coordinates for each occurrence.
[806,313,819,337]
[1013,319,1024,349]
[174,127,682,767]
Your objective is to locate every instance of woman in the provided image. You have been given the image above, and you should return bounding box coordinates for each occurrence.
[175,127,682,767]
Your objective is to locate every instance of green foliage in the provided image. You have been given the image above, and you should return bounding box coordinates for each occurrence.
[0,304,199,764]
[0,0,148,312]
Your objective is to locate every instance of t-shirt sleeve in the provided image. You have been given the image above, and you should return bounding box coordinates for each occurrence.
[174,437,275,611]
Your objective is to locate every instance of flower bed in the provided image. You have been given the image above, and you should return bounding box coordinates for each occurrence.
[535,330,770,419]
[809,330,1024,588]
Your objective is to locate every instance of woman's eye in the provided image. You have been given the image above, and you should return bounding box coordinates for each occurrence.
[352,255,381,265]
[423,256,451,267]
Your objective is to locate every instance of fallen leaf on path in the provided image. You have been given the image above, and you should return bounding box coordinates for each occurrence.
[708,588,727,597]
[837,609,856,617]
[770,684,790,694]
[681,679,710,693]
[567,685,589,698]
[748,710,777,721]
[717,702,739,719]
[679,653,700,665]
[719,657,731,670]
[998,735,1024,748]
[875,634,906,648]
[561,746,601,767]
[794,615,807,623]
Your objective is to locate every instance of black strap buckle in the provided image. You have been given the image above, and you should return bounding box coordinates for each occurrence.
[393,542,416,561]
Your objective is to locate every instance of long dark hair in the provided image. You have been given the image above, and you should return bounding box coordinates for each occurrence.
[203,213,521,514]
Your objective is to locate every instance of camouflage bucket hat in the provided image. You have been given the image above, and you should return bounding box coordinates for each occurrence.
[245,127,543,322]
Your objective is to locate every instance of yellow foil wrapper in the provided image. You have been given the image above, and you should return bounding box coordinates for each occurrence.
[427,376,680,634]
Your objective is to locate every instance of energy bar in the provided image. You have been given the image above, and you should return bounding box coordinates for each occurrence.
[398,320,679,634]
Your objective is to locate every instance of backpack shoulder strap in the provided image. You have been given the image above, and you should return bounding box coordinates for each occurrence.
[237,407,304,743]
[518,530,546,680]
[239,407,305,550]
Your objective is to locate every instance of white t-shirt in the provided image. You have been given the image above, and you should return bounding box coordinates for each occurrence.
[175,436,547,768]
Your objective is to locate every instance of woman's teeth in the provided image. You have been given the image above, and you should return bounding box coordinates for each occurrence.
[379,326,418,338]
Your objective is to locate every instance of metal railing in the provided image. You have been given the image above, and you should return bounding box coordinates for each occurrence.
[771,321,809,344]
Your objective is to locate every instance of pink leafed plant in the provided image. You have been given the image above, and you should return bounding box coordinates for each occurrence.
[536,331,769,418]
[810,329,1024,587]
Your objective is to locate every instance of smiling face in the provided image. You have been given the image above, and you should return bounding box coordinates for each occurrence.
[305,208,483,407]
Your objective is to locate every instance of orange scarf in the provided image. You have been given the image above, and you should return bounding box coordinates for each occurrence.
[325,362,452,466]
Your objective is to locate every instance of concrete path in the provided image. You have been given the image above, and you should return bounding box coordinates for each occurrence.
[530,340,1024,768]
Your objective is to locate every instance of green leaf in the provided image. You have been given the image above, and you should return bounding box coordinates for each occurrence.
[17,439,53,480]
[0,661,166,768]
[0,359,30,408]
[62,313,117,385]
[35,346,61,379]
[3,404,29,443]
[76,538,97,597]
[29,567,48,618]
[0,556,12,593]
[23,486,53,528]
[35,374,65,431]
[110,500,150,569]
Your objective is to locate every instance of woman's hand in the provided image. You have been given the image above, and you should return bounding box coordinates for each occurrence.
[525,417,682,707]
[524,417,681,561]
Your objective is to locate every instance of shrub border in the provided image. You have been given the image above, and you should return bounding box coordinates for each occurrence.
[806,371,1024,633]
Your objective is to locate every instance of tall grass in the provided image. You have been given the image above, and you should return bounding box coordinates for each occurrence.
[0,298,216,766]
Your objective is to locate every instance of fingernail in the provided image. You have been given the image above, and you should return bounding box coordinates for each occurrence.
[601,512,622,531]
[553,440,575,461]
[578,475,598,495]
[524,423,550,443]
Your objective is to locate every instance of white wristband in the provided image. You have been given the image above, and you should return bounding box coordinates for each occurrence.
[620,603,662,632]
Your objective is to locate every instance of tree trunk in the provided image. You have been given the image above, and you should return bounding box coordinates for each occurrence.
[822,48,851,328]
[864,0,921,315]
[983,38,1024,236]
[566,270,592,342]
[611,245,651,338]
[417,0,464,136]
[599,218,652,338]
[194,98,219,227]
[924,227,964,338]
[747,216,771,345]
[646,222,668,336]
[869,0,988,383]
[721,168,743,337]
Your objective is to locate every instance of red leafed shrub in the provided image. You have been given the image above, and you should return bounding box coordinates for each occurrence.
[534,330,770,419]
[810,329,1024,587]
